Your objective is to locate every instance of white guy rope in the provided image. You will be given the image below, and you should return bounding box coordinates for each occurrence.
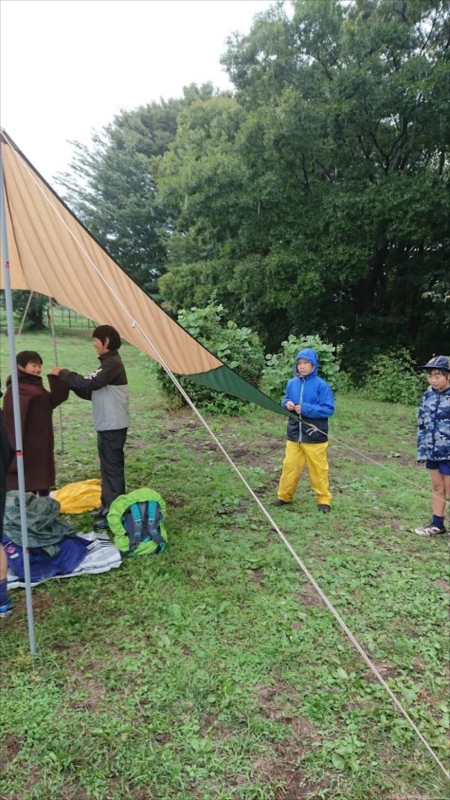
[6,137,449,780]
[131,323,450,783]
[16,290,33,338]
[305,419,448,507]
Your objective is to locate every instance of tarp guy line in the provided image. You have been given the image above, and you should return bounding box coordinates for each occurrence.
[5,134,434,504]
[16,290,33,337]
[134,325,450,782]
[1,131,447,776]
[325,430,447,507]
[3,129,443,501]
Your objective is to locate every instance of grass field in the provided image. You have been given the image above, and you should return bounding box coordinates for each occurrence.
[0,331,449,800]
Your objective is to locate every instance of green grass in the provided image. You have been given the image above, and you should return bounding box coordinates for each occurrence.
[0,332,449,800]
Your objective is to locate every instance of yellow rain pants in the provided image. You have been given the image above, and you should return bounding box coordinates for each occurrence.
[277,440,331,505]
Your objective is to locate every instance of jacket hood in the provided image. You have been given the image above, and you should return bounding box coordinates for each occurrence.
[6,372,43,388]
[294,348,319,377]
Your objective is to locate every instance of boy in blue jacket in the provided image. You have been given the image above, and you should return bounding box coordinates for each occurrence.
[273,348,335,512]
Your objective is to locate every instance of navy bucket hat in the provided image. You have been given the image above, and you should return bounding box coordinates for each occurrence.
[418,355,450,372]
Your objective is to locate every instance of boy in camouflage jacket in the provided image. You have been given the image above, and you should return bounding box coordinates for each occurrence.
[415,356,450,536]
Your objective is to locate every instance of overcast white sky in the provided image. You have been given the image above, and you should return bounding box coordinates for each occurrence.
[1,0,275,183]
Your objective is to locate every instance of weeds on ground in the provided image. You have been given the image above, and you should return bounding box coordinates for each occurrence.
[0,333,448,800]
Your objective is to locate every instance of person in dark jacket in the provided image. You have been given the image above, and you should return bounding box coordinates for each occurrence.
[414,355,450,537]
[3,351,70,495]
[273,348,335,512]
[51,325,129,528]
[0,380,15,617]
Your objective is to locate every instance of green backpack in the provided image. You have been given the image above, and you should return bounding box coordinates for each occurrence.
[107,488,167,556]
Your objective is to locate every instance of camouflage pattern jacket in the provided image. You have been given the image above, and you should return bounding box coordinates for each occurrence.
[417,386,450,462]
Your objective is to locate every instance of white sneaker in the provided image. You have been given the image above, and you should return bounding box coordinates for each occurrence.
[414,524,447,536]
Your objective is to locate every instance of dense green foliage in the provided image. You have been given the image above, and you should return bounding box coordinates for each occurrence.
[58,0,449,368]
[360,348,424,405]
[154,303,266,414]
[57,84,223,297]
[158,0,449,360]
[263,334,340,398]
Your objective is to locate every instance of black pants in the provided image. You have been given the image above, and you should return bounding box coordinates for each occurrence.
[97,428,127,514]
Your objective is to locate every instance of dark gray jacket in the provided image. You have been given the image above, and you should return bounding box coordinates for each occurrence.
[59,350,130,432]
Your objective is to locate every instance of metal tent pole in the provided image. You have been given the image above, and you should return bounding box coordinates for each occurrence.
[0,141,36,655]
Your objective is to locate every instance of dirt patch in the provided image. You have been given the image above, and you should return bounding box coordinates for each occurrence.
[200,713,233,741]
[125,438,148,451]
[159,414,197,432]
[68,678,106,712]
[254,752,311,798]
[21,766,44,796]
[251,706,327,799]
[52,638,72,652]
[295,585,324,609]
[29,590,54,612]
[384,794,437,800]
[154,732,172,744]
[57,786,90,800]
[364,660,399,684]
[331,447,414,469]
[255,683,301,724]
[433,578,449,591]
[0,733,22,770]
[164,494,185,508]
[217,498,250,515]
[188,440,220,453]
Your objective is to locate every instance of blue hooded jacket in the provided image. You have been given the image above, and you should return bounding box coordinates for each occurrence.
[281,348,335,443]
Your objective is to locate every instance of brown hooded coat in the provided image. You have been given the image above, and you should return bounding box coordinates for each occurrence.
[2,372,70,492]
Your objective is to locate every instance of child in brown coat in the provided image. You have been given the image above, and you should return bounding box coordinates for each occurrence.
[2,351,69,495]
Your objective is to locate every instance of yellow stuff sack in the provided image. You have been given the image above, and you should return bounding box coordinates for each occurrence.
[52,479,102,514]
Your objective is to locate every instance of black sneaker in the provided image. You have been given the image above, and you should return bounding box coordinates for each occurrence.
[94,517,110,530]
[318,504,331,513]
[92,507,109,519]
[272,499,290,506]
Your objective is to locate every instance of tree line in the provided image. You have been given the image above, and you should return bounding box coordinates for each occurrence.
[56,0,450,374]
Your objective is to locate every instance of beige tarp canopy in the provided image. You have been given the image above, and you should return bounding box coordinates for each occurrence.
[1,130,287,416]
[0,131,221,376]
[0,130,287,658]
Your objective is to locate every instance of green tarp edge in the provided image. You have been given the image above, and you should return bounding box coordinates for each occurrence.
[184,364,291,418]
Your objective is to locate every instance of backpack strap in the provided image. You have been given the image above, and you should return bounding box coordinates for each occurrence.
[142,500,166,553]
[123,502,146,553]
